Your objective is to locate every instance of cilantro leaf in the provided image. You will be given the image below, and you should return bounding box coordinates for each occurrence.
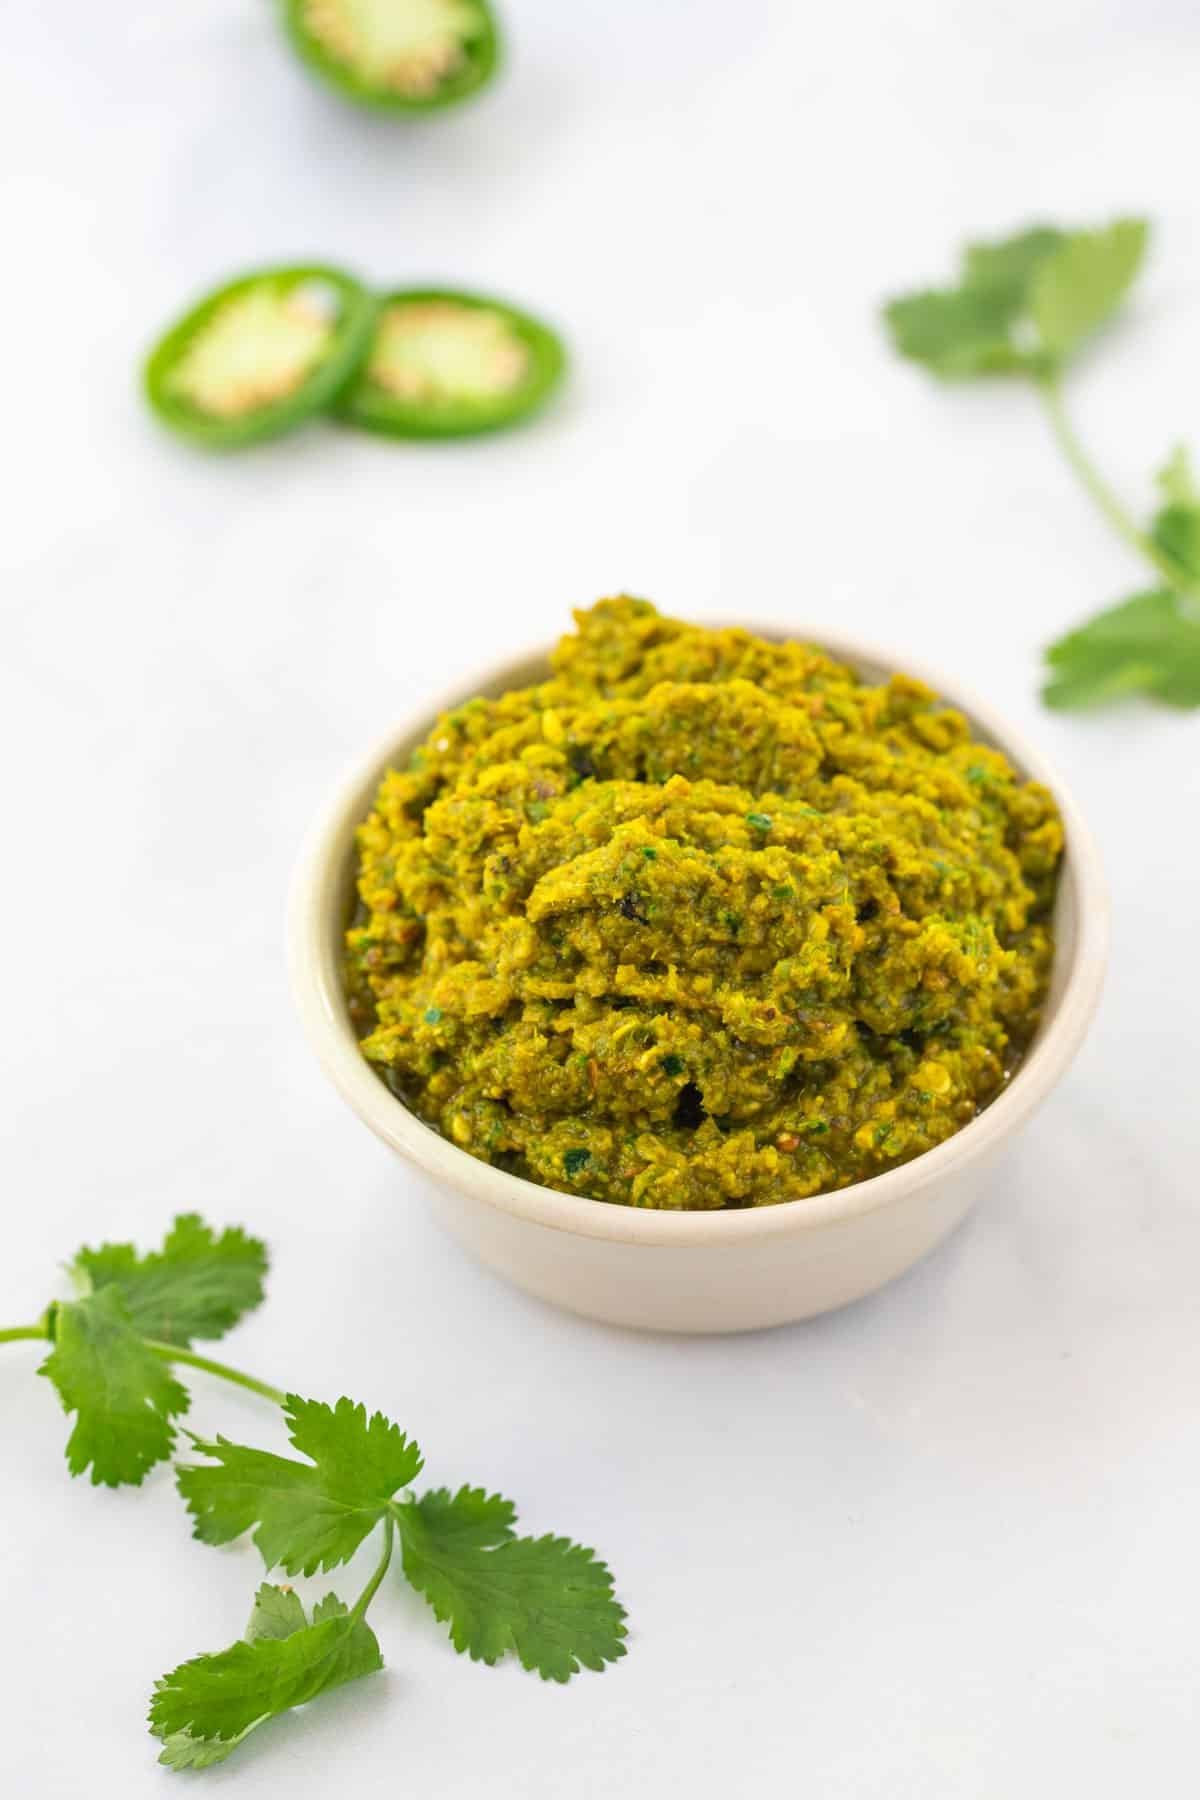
[1043,587,1200,708]
[245,1582,308,1642]
[150,1586,382,1769]
[408,1485,518,1551]
[884,223,1062,378]
[1028,218,1148,362]
[1150,508,1200,584]
[397,1495,627,1681]
[1148,447,1200,584]
[177,1394,423,1575]
[961,225,1065,312]
[884,217,1148,379]
[71,1213,267,1348]
[284,1393,421,1492]
[1156,444,1199,509]
[882,282,1025,379]
[152,1730,238,1772]
[38,1286,189,1486]
[153,1583,312,1768]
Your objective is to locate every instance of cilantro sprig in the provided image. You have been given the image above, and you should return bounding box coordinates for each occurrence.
[884,216,1200,708]
[1,1216,627,1771]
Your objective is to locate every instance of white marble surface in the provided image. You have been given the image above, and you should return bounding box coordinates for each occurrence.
[3,3,1198,1794]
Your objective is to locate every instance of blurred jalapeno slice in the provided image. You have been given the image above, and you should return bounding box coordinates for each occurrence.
[336,289,565,438]
[144,265,375,449]
[282,0,500,113]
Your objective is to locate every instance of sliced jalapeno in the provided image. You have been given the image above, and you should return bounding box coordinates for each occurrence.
[144,265,375,450]
[336,289,565,438]
[282,0,500,113]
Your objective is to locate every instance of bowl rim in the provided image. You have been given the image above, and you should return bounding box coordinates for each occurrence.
[287,621,1109,1246]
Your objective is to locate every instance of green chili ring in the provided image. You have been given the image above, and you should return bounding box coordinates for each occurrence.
[280,0,501,115]
[336,288,566,439]
[144,264,376,451]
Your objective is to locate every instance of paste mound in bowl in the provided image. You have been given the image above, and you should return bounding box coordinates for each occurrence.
[345,599,1063,1209]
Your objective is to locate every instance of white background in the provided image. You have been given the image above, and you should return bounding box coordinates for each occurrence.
[3,3,1198,1794]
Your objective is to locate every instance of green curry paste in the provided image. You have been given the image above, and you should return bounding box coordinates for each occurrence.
[346,599,1063,1209]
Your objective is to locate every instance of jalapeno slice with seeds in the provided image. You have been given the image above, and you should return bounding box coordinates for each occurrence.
[144,264,376,449]
[336,289,565,438]
[282,0,500,113]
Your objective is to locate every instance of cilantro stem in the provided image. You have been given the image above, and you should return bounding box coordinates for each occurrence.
[351,1514,395,1623]
[142,1340,286,1407]
[0,1324,46,1345]
[0,1322,286,1408]
[1036,373,1184,586]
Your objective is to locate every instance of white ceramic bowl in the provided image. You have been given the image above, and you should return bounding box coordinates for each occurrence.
[288,627,1108,1334]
